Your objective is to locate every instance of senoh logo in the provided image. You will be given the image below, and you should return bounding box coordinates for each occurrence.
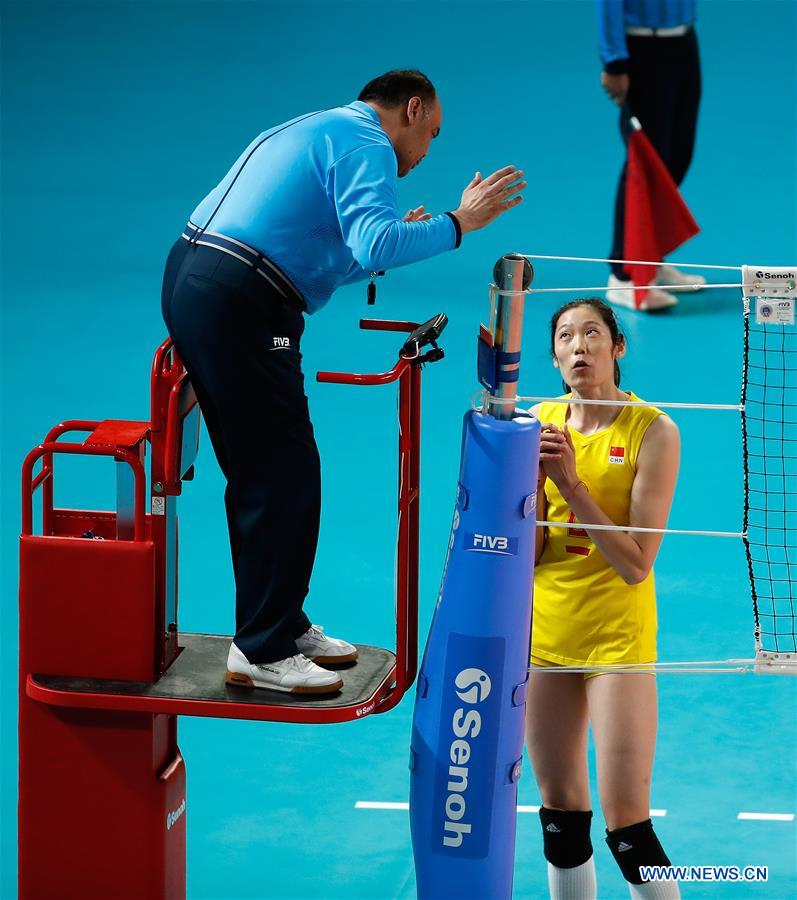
[756,270,795,279]
[465,532,518,555]
[442,669,490,850]
[433,634,504,859]
[166,798,186,831]
[455,668,491,704]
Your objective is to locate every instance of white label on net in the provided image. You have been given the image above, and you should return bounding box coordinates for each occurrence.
[151,496,166,516]
[743,265,797,298]
[756,297,795,325]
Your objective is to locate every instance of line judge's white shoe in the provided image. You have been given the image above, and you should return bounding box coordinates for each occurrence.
[295,625,359,665]
[656,263,707,292]
[606,274,678,312]
[225,643,343,694]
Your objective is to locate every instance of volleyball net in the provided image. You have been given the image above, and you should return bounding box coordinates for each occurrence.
[742,272,797,670]
[479,256,796,674]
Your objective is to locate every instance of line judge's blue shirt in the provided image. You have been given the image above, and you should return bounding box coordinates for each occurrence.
[189,101,459,313]
[597,0,697,72]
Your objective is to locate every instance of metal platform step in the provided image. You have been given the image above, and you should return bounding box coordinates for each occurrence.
[27,633,398,723]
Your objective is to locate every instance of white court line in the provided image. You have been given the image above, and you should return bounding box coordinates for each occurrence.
[738,812,795,822]
[355,802,667,817]
[355,801,409,810]
[355,804,795,822]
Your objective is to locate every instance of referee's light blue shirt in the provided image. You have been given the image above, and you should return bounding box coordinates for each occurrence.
[189,101,459,313]
[597,0,697,72]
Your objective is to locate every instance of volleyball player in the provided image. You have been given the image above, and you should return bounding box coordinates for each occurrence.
[527,298,681,899]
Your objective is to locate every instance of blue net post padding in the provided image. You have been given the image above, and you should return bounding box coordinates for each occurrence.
[410,410,540,899]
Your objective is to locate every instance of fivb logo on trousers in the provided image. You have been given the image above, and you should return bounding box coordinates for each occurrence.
[433,634,504,859]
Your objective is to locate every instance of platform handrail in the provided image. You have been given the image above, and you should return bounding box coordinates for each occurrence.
[22,441,148,540]
[151,337,188,435]
[151,338,178,434]
[360,318,421,333]
[316,319,420,385]
[164,372,198,487]
[28,422,103,533]
[43,420,103,444]
[316,356,412,386]
[315,317,432,713]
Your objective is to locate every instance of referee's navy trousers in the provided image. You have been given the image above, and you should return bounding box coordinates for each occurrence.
[161,237,317,663]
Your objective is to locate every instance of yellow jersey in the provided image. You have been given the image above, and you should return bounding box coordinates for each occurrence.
[532,392,664,667]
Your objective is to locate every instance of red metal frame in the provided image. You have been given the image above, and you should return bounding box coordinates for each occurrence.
[317,318,423,714]
[19,320,437,899]
[29,420,101,535]
[152,338,199,495]
[150,339,200,669]
[22,439,148,540]
[22,320,430,724]
[19,426,176,898]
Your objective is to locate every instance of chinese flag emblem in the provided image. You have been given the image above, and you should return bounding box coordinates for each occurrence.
[609,446,625,464]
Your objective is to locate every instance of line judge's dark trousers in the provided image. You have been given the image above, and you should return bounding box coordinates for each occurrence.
[610,29,702,279]
[161,238,316,663]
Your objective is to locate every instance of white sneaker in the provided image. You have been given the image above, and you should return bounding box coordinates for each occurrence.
[295,625,359,665]
[606,274,678,311]
[656,263,707,292]
[225,643,343,694]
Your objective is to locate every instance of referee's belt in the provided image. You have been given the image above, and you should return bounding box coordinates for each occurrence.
[625,23,692,37]
[181,222,305,310]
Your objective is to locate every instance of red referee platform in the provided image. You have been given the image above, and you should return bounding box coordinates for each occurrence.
[18,314,447,899]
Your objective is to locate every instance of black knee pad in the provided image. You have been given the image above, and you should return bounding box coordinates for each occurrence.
[539,806,594,868]
[606,819,671,884]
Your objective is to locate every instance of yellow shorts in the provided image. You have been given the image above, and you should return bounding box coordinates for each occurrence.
[530,654,655,680]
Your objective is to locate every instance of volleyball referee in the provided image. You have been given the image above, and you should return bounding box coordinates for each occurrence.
[161,70,526,695]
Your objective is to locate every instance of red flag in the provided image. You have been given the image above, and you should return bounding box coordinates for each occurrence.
[623,119,699,307]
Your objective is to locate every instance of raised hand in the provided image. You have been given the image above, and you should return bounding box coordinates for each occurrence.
[539,424,580,497]
[451,165,526,234]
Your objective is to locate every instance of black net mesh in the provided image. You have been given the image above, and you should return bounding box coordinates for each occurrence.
[742,306,797,655]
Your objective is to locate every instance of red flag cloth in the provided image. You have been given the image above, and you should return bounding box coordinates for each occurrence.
[623,127,699,307]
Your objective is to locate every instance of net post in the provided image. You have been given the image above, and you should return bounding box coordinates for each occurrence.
[485,254,533,420]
